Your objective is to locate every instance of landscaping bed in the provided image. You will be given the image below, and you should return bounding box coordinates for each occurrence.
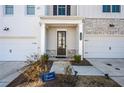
[44,74,121,87]
[7,54,120,87]
[70,58,92,66]
[8,72,121,87]
[7,60,53,87]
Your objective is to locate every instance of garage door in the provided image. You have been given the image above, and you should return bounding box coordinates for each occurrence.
[84,37,124,58]
[0,39,38,61]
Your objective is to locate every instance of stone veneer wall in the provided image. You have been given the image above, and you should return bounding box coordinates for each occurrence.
[84,18,124,36]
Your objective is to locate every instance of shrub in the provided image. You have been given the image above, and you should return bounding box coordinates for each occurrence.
[64,65,77,86]
[73,55,81,63]
[23,61,43,81]
[22,54,49,82]
[40,54,49,63]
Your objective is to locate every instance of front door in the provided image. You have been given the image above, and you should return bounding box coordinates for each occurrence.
[57,31,66,56]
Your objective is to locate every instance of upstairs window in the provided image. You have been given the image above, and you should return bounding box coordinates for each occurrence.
[103,5,111,12]
[103,5,121,13]
[58,5,66,15]
[53,5,71,16]
[112,5,121,12]
[5,5,14,15]
[27,5,35,15]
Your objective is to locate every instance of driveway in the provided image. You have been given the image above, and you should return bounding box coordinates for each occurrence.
[87,58,124,86]
[0,61,26,87]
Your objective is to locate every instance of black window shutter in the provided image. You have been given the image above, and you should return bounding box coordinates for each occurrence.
[67,5,71,16]
[53,5,57,15]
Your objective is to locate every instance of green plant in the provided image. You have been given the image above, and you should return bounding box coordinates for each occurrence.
[40,54,49,63]
[63,65,77,86]
[73,55,81,63]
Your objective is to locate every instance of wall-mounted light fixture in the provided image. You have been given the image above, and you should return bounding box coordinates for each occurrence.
[3,27,9,31]
[80,32,82,40]
[109,24,115,27]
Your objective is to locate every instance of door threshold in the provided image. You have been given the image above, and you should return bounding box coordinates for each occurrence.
[56,56,67,58]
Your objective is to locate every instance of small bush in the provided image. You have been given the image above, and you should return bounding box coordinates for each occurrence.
[40,54,49,63]
[63,65,77,86]
[23,61,43,81]
[22,54,49,82]
[73,55,81,63]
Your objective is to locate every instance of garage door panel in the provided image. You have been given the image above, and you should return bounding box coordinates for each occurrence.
[84,37,124,58]
[84,47,109,52]
[0,39,37,61]
[84,52,111,58]
[85,43,109,47]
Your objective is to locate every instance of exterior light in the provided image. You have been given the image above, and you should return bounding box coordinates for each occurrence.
[109,24,115,27]
[80,32,82,40]
[3,27,9,31]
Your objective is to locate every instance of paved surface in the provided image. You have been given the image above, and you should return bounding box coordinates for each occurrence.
[50,61,104,76]
[50,61,71,74]
[87,58,124,86]
[0,61,26,87]
[73,66,104,76]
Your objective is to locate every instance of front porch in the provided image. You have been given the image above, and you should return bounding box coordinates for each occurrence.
[40,16,84,59]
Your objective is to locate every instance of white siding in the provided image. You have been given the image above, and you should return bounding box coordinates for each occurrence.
[78,5,124,18]
[0,5,42,61]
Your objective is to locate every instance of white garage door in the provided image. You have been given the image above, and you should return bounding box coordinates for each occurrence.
[0,39,38,61]
[84,37,124,58]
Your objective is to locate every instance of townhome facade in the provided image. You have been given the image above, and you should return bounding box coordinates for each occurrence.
[0,5,124,61]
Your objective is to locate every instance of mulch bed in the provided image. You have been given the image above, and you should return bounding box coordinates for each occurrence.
[44,74,121,87]
[7,61,53,87]
[7,60,121,87]
[70,58,92,66]
[76,76,121,87]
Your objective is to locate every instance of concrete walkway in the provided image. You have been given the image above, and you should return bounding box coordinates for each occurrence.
[50,61,104,76]
[87,58,124,86]
[50,61,72,74]
[0,61,26,87]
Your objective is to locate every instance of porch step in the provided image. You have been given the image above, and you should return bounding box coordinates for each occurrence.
[49,57,73,61]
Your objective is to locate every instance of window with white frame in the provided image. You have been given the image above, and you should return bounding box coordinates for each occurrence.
[27,5,35,15]
[5,5,14,15]
[53,5,70,16]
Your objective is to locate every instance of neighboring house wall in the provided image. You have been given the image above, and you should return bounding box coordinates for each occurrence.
[84,18,124,36]
[0,5,45,37]
[84,18,124,58]
[78,5,124,18]
[0,5,44,61]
